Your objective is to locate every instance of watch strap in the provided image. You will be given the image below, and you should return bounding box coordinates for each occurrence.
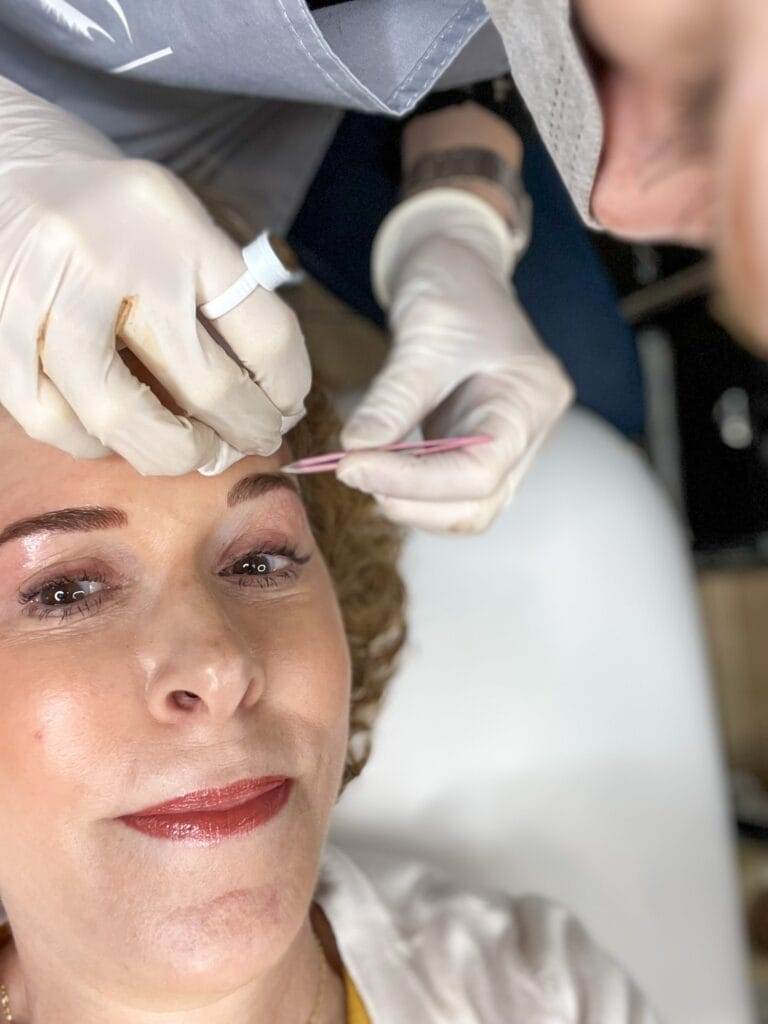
[402,147,531,236]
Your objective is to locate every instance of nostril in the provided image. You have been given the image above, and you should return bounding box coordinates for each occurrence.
[172,690,200,709]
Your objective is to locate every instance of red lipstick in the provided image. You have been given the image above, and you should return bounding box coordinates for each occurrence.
[118,777,292,844]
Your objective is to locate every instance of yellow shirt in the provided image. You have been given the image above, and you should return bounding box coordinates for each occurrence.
[344,965,371,1024]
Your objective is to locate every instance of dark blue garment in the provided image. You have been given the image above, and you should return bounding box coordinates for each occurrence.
[288,112,644,438]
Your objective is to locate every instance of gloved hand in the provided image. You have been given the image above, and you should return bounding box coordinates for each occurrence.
[0,76,310,475]
[336,187,574,532]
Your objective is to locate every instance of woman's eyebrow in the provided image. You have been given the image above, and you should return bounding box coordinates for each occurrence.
[226,472,300,507]
[0,507,127,548]
[0,475,298,546]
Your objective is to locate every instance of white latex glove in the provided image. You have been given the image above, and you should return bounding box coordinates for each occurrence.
[0,76,310,475]
[337,187,574,532]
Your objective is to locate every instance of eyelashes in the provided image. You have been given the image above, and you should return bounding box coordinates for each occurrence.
[218,544,311,589]
[19,570,110,622]
[18,545,312,624]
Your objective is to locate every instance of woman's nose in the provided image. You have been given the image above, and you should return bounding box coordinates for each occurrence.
[136,588,265,723]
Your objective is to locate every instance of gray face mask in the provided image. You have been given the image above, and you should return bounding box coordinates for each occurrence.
[483,0,603,229]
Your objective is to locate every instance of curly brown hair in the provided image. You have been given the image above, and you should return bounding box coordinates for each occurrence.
[288,388,407,791]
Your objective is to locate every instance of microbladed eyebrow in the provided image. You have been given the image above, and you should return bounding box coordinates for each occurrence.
[0,475,299,549]
[226,473,300,508]
[0,507,128,549]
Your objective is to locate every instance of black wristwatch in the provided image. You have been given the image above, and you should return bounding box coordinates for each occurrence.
[400,76,532,234]
[404,74,535,139]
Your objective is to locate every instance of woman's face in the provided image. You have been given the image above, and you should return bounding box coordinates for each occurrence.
[0,409,350,1007]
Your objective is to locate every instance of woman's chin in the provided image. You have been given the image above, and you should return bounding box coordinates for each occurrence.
[92,875,310,1008]
[141,887,290,995]
[67,811,323,1004]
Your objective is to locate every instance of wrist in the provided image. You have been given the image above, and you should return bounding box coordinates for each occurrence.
[403,102,522,170]
[371,188,525,308]
[403,103,523,223]
[402,147,529,230]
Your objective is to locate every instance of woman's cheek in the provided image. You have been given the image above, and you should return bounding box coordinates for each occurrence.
[253,586,351,728]
[0,641,127,838]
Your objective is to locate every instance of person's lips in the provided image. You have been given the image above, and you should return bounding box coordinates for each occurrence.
[117,777,293,844]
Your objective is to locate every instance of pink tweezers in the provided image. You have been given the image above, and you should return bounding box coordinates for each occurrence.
[281,435,492,475]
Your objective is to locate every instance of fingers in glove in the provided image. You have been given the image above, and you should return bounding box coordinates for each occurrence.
[195,231,311,419]
[374,483,511,534]
[118,292,284,455]
[40,290,241,475]
[372,413,567,533]
[340,350,455,449]
[0,301,109,458]
[368,388,570,533]
[336,368,568,501]
[336,443,506,501]
[196,444,249,476]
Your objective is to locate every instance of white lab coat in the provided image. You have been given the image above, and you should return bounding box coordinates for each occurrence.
[315,844,661,1023]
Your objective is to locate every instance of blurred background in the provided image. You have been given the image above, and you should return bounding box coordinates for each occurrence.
[269,77,768,1018]
[595,235,768,1019]
[592,235,768,1019]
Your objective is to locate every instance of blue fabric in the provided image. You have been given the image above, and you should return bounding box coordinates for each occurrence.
[289,114,399,324]
[515,143,645,437]
[288,112,644,438]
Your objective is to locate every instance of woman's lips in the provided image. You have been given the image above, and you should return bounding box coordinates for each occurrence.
[118,777,293,843]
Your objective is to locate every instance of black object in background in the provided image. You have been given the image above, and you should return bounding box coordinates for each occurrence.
[666,297,768,560]
[594,237,768,564]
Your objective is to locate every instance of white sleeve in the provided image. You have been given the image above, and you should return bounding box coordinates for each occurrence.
[335,844,662,1023]
[495,893,662,1023]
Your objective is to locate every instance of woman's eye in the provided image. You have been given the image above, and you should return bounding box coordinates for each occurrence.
[221,547,310,588]
[19,573,111,622]
[229,553,293,577]
[37,579,105,607]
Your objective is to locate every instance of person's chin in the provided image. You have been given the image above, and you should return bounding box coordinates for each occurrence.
[101,824,323,1000]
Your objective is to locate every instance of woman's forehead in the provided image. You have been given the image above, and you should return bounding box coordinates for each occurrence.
[0,407,290,525]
